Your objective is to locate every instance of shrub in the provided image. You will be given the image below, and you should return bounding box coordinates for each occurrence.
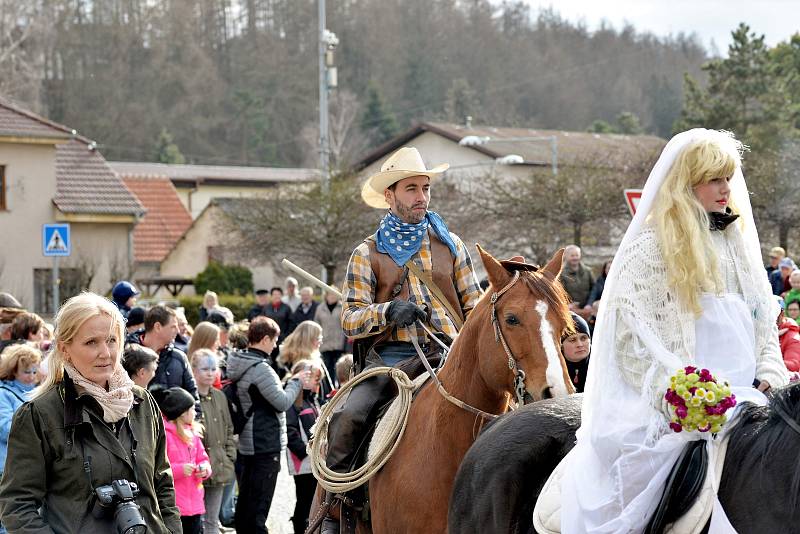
[194,261,253,296]
[179,294,256,326]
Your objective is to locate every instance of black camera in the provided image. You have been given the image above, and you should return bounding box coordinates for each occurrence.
[94,479,148,534]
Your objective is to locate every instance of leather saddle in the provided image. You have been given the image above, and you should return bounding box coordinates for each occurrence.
[644,439,709,534]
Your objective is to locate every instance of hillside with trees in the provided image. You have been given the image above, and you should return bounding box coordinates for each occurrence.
[3,0,707,168]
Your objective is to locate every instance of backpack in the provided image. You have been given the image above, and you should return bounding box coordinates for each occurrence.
[222,361,261,435]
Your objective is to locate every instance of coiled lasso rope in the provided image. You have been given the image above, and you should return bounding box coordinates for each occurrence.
[309,366,415,493]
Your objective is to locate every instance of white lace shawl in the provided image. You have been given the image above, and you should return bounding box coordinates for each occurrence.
[609,224,788,428]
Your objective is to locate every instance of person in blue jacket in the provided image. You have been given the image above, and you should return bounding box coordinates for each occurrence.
[0,343,41,534]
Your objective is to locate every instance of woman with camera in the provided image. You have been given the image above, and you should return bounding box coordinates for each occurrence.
[0,292,182,533]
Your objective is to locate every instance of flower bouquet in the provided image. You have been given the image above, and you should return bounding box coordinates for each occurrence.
[664,366,736,434]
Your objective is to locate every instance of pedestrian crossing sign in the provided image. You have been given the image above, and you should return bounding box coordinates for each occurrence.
[43,223,71,257]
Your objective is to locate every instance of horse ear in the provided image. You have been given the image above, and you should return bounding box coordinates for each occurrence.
[476,244,511,289]
[541,248,565,281]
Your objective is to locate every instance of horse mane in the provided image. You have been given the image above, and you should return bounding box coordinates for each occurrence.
[727,383,800,509]
[517,269,573,333]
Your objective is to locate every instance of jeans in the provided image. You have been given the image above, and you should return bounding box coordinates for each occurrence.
[218,479,236,526]
[234,453,281,534]
[203,485,225,534]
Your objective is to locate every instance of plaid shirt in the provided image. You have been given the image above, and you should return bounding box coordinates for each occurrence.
[341,230,481,344]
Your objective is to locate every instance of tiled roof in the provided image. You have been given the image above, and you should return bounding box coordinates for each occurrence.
[109,161,320,185]
[54,139,145,216]
[123,177,193,262]
[0,96,144,216]
[0,96,72,140]
[356,121,666,171]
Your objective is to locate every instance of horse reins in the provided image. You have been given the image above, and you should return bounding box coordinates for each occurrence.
[411,270,528,421]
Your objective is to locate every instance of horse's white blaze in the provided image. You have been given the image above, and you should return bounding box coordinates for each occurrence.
[535,300,568,397]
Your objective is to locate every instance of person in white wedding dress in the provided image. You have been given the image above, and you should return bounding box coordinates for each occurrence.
[559,129,789,534]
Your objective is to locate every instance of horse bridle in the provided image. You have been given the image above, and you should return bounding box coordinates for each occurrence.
[411,270,531,421]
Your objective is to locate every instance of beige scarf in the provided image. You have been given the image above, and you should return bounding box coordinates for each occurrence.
[64,362,135,423]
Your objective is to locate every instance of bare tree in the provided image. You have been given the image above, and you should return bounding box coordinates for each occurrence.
[0,1,46,108]
[300,90,369,171]
[223,173,376,285]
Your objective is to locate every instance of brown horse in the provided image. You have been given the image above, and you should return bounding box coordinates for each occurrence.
[311,245,575,533]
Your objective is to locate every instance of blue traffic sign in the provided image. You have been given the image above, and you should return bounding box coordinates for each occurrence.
[43,223,71,257]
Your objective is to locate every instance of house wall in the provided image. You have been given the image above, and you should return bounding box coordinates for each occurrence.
[359,131,534,184]
[159,205,276,297]
[174,184,275,219]
[0,141,133,313]
[0,142,59,309]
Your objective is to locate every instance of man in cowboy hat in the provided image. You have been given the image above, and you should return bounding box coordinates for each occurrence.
[321,147,481,530]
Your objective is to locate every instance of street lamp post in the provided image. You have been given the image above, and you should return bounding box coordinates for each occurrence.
[318,0,338,192]
[458,135,558,175]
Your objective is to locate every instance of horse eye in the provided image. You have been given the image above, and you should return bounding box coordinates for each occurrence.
[505,314,520,326]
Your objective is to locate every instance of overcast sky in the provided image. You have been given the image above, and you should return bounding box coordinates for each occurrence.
[521,1,800,54]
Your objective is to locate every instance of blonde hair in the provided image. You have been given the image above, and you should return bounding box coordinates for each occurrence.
[190,347,219,369]
[203,291,219,309]
[187,321,220,358]
[0,344,42,381]
[33,292,126,400]
[650,131,743,315]
[170,411,204,444]
[290,358,324,375]
[278,321,323,368]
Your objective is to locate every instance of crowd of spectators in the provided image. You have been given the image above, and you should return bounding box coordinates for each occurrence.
[0,273,352,533]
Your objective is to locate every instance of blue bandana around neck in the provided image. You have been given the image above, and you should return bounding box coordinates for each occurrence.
[375,211,458,267]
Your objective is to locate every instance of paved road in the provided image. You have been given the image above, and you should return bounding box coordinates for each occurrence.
[266,454,298,533]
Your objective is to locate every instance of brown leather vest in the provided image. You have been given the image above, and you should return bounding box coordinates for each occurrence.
[366,230,464,322]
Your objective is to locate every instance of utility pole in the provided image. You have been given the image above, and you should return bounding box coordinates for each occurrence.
[318,0,338,193]
[318,0,329,191]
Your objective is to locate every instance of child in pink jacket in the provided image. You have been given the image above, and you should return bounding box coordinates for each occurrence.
[152,386,211,534]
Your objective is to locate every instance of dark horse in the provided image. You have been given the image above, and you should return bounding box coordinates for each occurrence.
[448,384,800,533]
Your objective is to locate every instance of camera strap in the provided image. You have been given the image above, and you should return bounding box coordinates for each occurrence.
[77,415,140,492]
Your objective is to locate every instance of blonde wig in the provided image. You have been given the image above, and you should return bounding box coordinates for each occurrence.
[278,320,323,368]
[649,131,743,315]
[187,321,220,358]
[0,343,42,381]
[33,292,125,399]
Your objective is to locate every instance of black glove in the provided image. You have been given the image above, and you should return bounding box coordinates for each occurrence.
[386,300,427,328]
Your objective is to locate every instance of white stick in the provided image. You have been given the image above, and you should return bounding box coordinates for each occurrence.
[281,258,342,297]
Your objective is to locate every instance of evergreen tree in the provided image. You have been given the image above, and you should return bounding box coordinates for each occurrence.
[360,82,399,145]
[677,23,785,145]
[616,112,643,134]
[154,128,186,164]
[444,78,479,124]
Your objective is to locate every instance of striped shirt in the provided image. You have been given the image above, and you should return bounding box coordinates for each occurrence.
[341,230,481,344]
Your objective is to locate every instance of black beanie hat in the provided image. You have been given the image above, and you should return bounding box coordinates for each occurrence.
[150,385,195,420]
[562,312,590,342]
[127,306,145,327]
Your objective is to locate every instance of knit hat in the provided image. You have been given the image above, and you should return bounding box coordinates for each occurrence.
[562,312,590,342]
[149,385,195,420]
[111,281,139,305]
[127,306,145,327]
[206,310,233,329]
[779,258,795,270]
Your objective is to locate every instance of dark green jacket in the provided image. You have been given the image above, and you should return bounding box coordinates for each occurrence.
[0,375,181,533]
[559,263,595,307]
[198,387,236,487]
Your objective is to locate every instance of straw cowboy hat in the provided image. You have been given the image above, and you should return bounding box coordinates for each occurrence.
[361,147,449,209]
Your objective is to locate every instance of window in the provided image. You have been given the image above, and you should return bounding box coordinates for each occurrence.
[0,166,5,210]
[33,268,90,314]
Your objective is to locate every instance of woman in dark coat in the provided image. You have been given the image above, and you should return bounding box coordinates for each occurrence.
[0,292,181,534]
[562,312,591,393]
